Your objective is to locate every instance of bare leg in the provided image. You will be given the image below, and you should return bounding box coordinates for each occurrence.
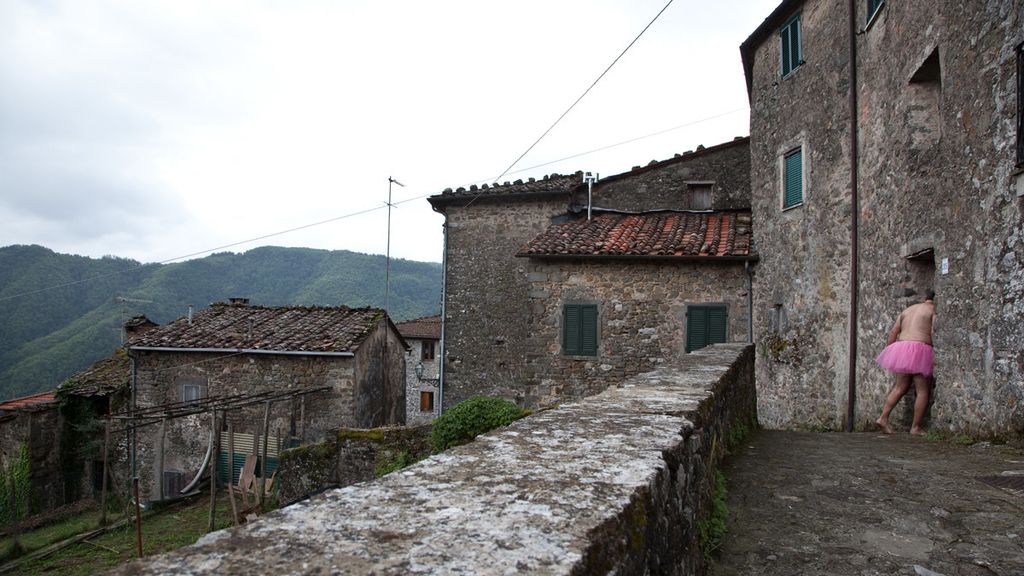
[909,375,930,436]
[876,374,911,434]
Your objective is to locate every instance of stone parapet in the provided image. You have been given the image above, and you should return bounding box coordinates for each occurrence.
[115,343,755,575]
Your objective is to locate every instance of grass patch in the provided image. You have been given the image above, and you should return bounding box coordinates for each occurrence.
[954,434,975,446]
[698,471,728,561]
[924,430,946,442]
[12,495,236,576]
[0,512,100,562]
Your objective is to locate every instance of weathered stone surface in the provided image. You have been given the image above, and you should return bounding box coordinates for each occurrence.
[746,0,1024,434]
[114,344,755,575]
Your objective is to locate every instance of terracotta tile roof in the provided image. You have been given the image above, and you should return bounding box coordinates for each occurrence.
[60,348,130,398]
[428,173,580,207]
[0,391,57,412]
[518,211,755,259]
[130,302,390,354]
[396,315,441,340]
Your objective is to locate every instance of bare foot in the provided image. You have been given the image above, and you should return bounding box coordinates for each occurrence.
[909,427,926,436]
[876,418,893,434]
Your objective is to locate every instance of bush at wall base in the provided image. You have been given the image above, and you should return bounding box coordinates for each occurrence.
[431,396,525,452]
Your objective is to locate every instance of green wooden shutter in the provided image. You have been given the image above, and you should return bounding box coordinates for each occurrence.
[686,307,709,353]
[707,307,728,345]
[784,148,803,208]
[580,305,598,356]
[563,305,581,354]
[780,25,792,76]
[780,14,801,76]
[687,305,728,352]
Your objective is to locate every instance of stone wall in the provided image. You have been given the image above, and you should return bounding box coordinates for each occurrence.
[0,407,63,513]
[131,323,406,502]
[114,343,756,576]
[519,258,752,406]
[276,425,433,505]
[747,0,1024,434]
[403,338,440,426]
[578,138,750,212]
[441,197,569,409]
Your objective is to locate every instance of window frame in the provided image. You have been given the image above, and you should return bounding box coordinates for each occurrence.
[685,181,714,210]
[782,146,804,209]
[866,0,884,25]
[421,340,436,361]
[686,304,729,353]
[562,303,598,357]
[178,376,207,403]
[420,391,435,412]
[780,13,803,78]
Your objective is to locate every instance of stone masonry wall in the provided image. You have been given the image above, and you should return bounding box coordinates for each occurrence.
[352,322,408,428]
[116,344,756,576]
[0,407,63,513]
[580,138,751,212]
[521,258,752,406]
[403,338,440,426]
[748,0,1023,434]
[442,197,569,409]
[276,425,432,506]
[132,350,358,503]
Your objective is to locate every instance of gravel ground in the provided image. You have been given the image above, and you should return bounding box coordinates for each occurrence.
[711,430,1024,576]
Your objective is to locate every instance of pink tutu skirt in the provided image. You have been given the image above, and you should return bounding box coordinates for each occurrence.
[875,340,933,377]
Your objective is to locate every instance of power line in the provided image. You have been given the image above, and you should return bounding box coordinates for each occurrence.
[490,0,677,186]
[0,105,742,304]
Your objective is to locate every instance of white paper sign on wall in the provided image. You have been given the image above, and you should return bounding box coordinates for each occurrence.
[940,258,949,275]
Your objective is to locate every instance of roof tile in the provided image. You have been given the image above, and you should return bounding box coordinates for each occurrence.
[518,211,755,259]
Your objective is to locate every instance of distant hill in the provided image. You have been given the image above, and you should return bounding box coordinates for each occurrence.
[0,245,442,400]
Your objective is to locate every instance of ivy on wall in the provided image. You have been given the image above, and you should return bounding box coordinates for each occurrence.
[0,442,31,528]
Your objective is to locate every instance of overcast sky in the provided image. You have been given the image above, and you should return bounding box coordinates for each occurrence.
[1,0,779,265]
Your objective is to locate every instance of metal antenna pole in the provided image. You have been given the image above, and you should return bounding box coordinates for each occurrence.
[385,177,404,316]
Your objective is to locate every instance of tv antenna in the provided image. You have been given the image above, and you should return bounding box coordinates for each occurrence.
[116,296,153,344]
[385,177,404,316]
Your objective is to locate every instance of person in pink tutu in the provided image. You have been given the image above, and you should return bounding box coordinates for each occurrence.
[875,289,936,435]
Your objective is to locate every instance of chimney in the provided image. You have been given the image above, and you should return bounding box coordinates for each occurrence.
[188,305,193,325]
[229,297,250,306]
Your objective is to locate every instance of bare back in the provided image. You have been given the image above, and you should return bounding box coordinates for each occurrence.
[895,301,935,344]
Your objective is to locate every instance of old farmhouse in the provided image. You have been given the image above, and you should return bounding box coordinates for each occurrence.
[742,0,1023,434]
[430,137,755,408]
[127,300,407,502]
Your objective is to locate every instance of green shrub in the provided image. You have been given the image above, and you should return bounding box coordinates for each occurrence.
[375,450,415,477]
[431,396,525,452]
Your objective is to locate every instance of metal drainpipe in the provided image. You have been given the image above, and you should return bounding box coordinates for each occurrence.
[846,0,861,433]
[128,349,137,486]
[437,218,449,414]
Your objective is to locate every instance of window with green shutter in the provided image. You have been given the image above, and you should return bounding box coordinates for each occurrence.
[563,304,598,356]
[867,0,884,23]
[783,147,803,209]
[780,14,802,77]
[686,305,728,353]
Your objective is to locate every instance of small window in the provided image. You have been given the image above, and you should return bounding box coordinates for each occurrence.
[1017,41,1023,166]
[866,0,884,23]
[783,147,803,208]
[563,304,598,356]
[686,183,713,210]
[686,305,728,353]
[420,391,435,412]
[421,340,436,361]
[780,13,802,77]
[178,376,207,403]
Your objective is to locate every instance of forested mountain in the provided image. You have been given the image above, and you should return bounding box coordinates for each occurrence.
[0,245,442,399]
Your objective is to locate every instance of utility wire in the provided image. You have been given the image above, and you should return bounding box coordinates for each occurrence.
[0,105,741,304]
[490,0,676,186]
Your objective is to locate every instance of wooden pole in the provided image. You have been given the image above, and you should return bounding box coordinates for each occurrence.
[227,422,238,525]
[100,415,111,526]
[133,477,143,558]
[258,401,271,506]
[155,418,166,501]
[208,409,219,532]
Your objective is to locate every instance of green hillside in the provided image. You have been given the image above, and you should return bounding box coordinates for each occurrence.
[0,245,442,399]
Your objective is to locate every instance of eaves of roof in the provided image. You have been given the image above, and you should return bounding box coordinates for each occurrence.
[739,0,804,99]
[594,137,750,187]
[516,253,759,263]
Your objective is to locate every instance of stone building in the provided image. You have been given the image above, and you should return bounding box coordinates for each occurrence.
[0,391,61,513]
[429,137,754,408]
[127,300,407,502]
[395,315,441,425]
[741,0,1023,434]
